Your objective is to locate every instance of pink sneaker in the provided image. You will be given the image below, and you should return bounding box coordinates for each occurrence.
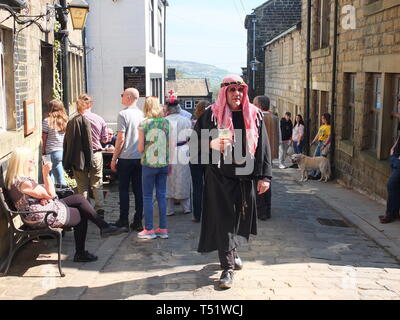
[137,229,156,239]
[155,227,169,239]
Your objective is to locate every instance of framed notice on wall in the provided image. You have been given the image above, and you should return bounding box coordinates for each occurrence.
[123,66,146,97]
[23,99,36,136]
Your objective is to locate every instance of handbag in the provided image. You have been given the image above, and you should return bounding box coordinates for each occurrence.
[55,184,74,199]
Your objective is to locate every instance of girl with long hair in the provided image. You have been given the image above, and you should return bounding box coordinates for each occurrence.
[292,114,305,154]
[42,99,69,185]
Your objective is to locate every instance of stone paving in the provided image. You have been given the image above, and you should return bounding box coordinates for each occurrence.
[0,167,400,300]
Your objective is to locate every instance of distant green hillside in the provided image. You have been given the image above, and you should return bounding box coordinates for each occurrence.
[166,60,236,90]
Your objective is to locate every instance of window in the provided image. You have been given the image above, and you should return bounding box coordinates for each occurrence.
[392,75,400,142]
[185,100,193,110]
[149,0,155,50]
[313,0,331,50]
[278,43,284,66]
[367,74,382,152]
[68,52,84,106]
[311,90,329,140]
[343,73,356,141]
[158,6,163,52]
[288,38,294,65]
[0,30,6,132]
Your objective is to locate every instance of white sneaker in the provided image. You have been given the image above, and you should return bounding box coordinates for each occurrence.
[167,212,175,216]
[279,164,287,169]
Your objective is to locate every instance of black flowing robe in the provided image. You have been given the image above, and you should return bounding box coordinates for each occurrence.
[190,108,272,253]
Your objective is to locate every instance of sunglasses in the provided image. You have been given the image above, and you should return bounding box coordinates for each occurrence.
[228,86,245,93]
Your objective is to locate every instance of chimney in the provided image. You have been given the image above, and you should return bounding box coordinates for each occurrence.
[167,68,176,81]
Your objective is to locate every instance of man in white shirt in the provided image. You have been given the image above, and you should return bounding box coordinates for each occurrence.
[111,88,145,232]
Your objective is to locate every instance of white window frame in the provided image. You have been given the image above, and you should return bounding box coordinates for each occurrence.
[0,30,6,132]
[185,100,193,110]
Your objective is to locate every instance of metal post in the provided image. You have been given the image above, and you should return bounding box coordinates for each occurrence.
[252,17,257,91]
[305,0,312,156]
[59,0,70,114]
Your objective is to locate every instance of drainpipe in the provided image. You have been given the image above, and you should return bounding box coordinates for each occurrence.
[252,16,257,92]
[305,0,312,156]
[330,0,339,177]
[83,27,88,93]
[163,2,167,104]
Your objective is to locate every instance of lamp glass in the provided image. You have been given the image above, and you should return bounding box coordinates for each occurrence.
[69,7,89,30]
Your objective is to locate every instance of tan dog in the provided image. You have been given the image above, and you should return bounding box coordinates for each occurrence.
[291,154,331,182]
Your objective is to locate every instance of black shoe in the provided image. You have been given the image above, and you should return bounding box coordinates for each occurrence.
[219,269,234,289]
[101,225,127,238]
[184,211,191,215]
[290,164,299,169]
[73,251,98,262]
[258,214,271,221]
[96,209,105,219]
[130,220,144,232]
[113,219,129,229]
[379,214,399,224]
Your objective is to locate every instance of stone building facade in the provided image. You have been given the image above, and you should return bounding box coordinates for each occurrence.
[263,0,400,201]
[245,0,302,101]
[335,0,400,200]
[0,0,86,271]
[264,23,304,118]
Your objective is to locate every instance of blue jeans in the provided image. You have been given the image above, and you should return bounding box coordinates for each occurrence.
[190,164,205,220]
[310,141,324,177]
[293,141,303,154]
[142,165,168,230]
[50,150,67,185]
[117,159,143,223]
[387,156,400,216]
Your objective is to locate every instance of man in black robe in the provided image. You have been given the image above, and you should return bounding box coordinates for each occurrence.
[190,75,272,289]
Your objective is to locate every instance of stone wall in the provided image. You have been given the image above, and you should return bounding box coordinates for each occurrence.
[264,26,304,118]
[245,0,302,101]
[335,0,400,200]
[0,0,85,271]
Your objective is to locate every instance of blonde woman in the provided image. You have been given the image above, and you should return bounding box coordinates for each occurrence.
[42,99,68,185]
[5,148,125,262]
[137,97,170,239]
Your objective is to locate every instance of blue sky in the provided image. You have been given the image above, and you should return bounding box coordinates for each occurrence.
[166,0,267,74]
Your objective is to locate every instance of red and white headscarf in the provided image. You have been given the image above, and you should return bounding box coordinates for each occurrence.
[211,75,261,157]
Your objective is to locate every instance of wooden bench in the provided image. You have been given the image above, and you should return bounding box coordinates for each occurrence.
[0,169,65,277]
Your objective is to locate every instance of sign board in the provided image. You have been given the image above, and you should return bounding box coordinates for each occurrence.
[123,66,146,97]
[23,99,35,136]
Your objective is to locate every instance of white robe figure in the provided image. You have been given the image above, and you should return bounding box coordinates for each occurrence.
[166,112,192,215]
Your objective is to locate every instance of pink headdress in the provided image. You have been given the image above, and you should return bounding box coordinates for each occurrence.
[211,75,261,156]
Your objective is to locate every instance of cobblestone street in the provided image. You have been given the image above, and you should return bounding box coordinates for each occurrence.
[1,167,400,300]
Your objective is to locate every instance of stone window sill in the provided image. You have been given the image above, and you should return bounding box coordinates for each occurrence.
[149,46,156,54]
[363,0,400,16]
[311,46,331,59]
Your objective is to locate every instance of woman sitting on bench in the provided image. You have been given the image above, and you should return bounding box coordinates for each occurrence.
[5,147,125,262]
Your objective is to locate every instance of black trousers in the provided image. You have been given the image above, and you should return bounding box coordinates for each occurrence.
[256,183,272,218]
[218,248,238,271]
[63,194,109,254]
